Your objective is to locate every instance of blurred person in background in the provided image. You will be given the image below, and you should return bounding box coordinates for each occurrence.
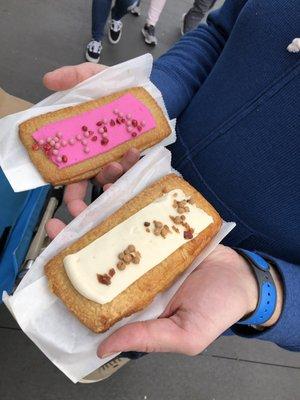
[86,0,138,63]
[129,0,167,46]
[181,0,217,34]
[142,0,167,46]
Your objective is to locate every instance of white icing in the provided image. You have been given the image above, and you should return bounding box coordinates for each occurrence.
[64,189,213,304]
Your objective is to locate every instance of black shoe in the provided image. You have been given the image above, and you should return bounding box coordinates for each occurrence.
[108,19,123,44]
[142,24,158,46]
[85,40,102,63]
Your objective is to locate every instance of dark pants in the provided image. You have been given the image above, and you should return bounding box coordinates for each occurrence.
[92,0,137,41]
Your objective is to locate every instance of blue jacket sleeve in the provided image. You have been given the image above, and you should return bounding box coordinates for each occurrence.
[150,0,249,119]
[231,253,300,351]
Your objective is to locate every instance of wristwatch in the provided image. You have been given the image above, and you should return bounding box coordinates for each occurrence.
[234,249,277,326]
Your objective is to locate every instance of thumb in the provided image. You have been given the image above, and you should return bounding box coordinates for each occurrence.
[43,63,106,91]
[97,317,193,358]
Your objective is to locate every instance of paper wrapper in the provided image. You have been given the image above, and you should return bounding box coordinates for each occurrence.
[3,146,235,383]
[0,54,176,192]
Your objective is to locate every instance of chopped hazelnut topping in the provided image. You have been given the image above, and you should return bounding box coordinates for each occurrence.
[188,197,195,205]
[184,206,190,212]
[124,249,131,255]
[118,252,125,260]
[161,225,171,238]
[154,227,162,236]
[146,228,150,232]
[173,200,178,208]
[123,254,132,264]
[178,200,187,207]
[127,244,135,252]
[144,221,150,227]
[117,261,126,271]
[154,220,163,228]
[177,207,186,214]
[132,256,140,264]
[97,273,111,285]
[172,216,181,224]
[172,225,180,233]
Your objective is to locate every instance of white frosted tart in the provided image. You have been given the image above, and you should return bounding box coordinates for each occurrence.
[63,189,213,304]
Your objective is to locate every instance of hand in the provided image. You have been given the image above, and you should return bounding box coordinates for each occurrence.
[43,63,140,239]
[98,245,283,358]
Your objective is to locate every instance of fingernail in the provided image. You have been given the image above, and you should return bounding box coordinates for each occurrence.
[98,351,114,359]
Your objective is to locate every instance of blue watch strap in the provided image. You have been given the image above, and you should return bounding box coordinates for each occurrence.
[235,249,277,326]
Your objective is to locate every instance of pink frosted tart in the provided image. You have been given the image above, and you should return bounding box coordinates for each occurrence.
[19,87,171,186]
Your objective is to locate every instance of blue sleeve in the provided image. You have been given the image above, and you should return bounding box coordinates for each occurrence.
[150,0,249,119]
[230,253,300,352]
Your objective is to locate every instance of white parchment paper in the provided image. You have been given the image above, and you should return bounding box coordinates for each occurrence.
[3,147,235,383]
[0,54,175,192]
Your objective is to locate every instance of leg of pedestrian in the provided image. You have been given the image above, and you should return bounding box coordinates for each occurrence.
[142,0,167,46]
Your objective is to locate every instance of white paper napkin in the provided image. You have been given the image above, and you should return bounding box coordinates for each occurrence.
[3,146,235,383]
[0,54,176,192]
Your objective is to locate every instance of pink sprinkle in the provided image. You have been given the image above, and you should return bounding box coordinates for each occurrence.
[56,156,62,163]
[84,146,90,153]
[103,118,108,124]
[83,131,90,138]
[102,132,108,138]
[98,127,105,134]
[126,113,132,120]
[61,140,67,146]
[54,137,59,143]
[47,137,52,143]
[118,112,124,118]
[50,140,55,146]
[113,108,119,114]
[127,126,133,132]
[69,138,75,145]
[141,120,146,127]
[52,149,58,155]
[81,139,88,145]
[56,132,62,138]
[76,134,82,141]
[54,143,61,149]
[38,139,45,146]
[126,120,131,127]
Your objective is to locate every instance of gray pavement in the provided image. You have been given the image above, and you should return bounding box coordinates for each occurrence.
[0,0,300,399]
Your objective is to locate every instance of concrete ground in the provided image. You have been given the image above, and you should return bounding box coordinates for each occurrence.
[0,0,299,399]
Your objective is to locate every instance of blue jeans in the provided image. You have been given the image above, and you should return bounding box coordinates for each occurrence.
[92,0,137,41]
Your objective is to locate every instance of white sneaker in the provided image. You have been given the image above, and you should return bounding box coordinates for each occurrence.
[108,19,123,44]
[130,5,141,16]
[85,40,102,63]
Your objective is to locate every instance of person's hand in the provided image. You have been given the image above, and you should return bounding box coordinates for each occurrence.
[98,245,283,358]
[43,63,140,239]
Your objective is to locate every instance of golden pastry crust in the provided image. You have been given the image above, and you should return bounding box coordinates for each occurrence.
[19,87,171,186]
[45,174,222,332]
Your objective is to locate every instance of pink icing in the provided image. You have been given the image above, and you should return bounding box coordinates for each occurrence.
[32,94,156,168]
